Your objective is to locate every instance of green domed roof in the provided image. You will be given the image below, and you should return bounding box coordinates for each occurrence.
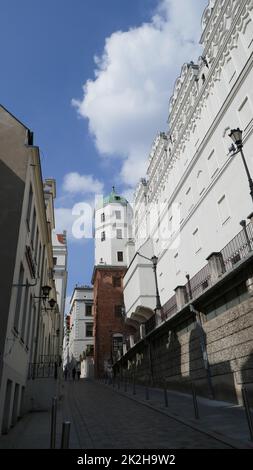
[102,187,127,207]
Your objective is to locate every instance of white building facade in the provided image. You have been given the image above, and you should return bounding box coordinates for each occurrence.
[95,187,134,267]
[68,286,94,378]
[52,231,68,360]
[124,0,253,326]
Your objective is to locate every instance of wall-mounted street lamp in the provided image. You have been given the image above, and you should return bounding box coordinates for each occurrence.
[229,128,253,205]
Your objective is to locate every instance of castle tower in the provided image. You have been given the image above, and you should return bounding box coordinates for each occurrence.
[92,188,134,378]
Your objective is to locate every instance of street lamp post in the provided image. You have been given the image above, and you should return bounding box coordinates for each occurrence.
[151,256,162,311]
[229,128,253,204]
[136,252,162,322]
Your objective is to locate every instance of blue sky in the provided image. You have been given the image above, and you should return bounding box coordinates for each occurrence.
[0,0,206,310]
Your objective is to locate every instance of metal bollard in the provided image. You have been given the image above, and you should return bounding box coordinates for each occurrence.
[145,386,150,401]
[50,396,57,449]
[164,386,168,408]
[191,382,199,420]
[61,421,71,449]
[242,387,253,441]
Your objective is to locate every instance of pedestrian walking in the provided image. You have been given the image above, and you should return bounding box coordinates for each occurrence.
[72,366,76,381]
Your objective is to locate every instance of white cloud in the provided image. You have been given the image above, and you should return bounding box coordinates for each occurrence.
[63,172,104,194]
[72,0,206,187]
[55,203,94,242]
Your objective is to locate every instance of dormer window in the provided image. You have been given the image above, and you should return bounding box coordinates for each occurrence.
[101,213,105,223]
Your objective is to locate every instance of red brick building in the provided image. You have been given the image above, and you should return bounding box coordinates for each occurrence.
[92,266,134,378]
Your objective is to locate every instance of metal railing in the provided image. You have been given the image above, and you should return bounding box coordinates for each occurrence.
[28,362,58,379]
[143,221,253,336]
[221,222,253,271]
[162,295,177,320]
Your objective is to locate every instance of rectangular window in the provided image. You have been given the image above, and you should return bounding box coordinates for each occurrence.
[174,252,180,275]
[85,323,93,337]
[101,213,105,223]
[117,251,123,262]
[115,211,121,220]
[218,195,230,225]
[14,263,24,332]
[101,231,105,241]
[193,228,201,254]
[26,186,33,229]
[185,187,194,213]
[207,150,218,178]
[113,277,121,287]
[86,305,93,316]
[116,229,122,239]
[25,294,33,347]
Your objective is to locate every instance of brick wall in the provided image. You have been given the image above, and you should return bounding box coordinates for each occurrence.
[93,266,135,378]
[115,296,253,404]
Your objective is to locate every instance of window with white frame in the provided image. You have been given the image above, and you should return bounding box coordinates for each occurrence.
[217,195,230,225]
[115,210,121,220]
[192,228,201,254]
[101,231,105,241]
[101,212,105,223]
[207,150,218,178]
[116,229,122,239]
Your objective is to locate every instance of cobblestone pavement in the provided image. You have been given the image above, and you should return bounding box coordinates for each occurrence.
[0,378,251,449]
[61,379,232,449]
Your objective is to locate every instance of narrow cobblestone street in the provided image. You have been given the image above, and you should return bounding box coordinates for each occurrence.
[1,378,252,449]
[60,380,232,449]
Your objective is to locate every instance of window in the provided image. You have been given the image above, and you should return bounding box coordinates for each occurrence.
[115,211,121,220]
[14,263,24,332]
[218,195,230,225]
[101,231,105,242]
[35,228,39,261]
[174,252,180,275]
[101,213,105,223]
[112,335,123,357]
[85,323,93,337]
[114,305,123,317]
[193,228,201,253]
[197,170,205,195]
[207,150,218,178]
[26,186,33,229]
[113,277,121,287]
[117,251,123,262]
[53,257,57,266]
[86,305,93,316]
[185,187,194,213]
[116,229,122,239]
